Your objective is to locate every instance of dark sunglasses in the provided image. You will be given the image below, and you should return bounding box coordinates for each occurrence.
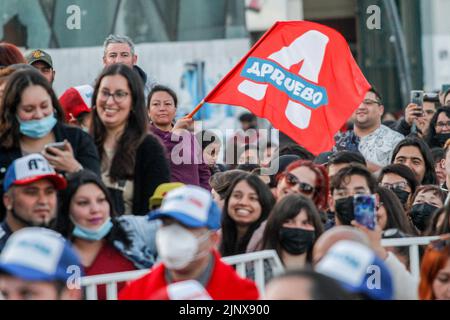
[284,172,315,196]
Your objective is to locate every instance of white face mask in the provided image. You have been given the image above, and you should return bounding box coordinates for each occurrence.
[156,224,210,270]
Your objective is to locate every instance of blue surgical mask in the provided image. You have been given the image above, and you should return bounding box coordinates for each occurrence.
[18,113,57,138]
[72,217,113,241]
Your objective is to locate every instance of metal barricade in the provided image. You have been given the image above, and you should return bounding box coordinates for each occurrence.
[80,249,284,300]
[381,236,441,281]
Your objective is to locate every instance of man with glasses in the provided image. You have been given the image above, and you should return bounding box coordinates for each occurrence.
[334,88,404,172]
[377,164,418,210]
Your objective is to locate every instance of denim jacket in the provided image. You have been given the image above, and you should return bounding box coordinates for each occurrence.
[113,215,161,269]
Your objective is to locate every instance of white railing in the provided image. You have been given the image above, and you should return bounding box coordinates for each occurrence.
[381,236,441,281]
[80,250,284,300]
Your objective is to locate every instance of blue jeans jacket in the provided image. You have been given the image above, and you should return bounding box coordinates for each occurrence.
[113,215,161,269]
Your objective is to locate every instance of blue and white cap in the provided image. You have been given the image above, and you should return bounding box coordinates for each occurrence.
[0,228,82,282]
[3,153,67,192]
[315,240,394,300]
[148,185,221,230]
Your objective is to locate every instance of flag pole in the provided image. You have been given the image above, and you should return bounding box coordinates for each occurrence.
[185,22,282,120]
[186,100,204,118]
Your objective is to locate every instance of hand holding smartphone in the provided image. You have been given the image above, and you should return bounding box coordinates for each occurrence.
[410,90,424,117]
[353,194,376,230]
[44,141,67,156]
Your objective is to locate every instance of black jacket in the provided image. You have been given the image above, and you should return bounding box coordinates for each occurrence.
[108,134,170,215]
[0,123,101,219]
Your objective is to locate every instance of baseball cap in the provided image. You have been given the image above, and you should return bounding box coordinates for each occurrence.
[3,153,67,192]
[315,240,393,300]
[313,151,334,166]
[59,85,94,122]
[149,182,185,209]
[0,227,82,282]
[25,49,53,68]
[148,185,221,230]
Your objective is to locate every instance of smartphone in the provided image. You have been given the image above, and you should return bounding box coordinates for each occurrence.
[44,142,66,154]
[410,90,424,117]
[410,90,424,106]
[353,195,376,230]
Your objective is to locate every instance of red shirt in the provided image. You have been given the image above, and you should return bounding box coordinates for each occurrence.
[84,243,136,300]
[118,250,259,300]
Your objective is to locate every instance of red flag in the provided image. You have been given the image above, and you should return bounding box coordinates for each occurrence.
[204,21,370,155]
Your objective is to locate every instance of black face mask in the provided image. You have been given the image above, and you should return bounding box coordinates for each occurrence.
[392,188,410,207]
[335,197,354,226]
[279,227,315,255]
[435,133,450,147]
[410,203,439,232]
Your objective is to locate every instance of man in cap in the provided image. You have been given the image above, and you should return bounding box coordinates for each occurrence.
[315,240,394,300]
[0,227,82,300]
[0,154,67,252]
[119,185,259,300]
[312,226,418,300]
[25,49,55,84]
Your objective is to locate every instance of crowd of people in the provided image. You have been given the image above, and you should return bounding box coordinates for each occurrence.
[0,35,449,301]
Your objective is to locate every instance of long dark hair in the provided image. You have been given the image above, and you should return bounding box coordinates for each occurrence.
[219,174,275,257]
[262,194,324,263]
[391,137,437,185]
[55,169,129,246]
[426,207,450,236]
[426,107,450,148]
[376,187,417,235]
[91,64,148,181]
[0,68,64,149]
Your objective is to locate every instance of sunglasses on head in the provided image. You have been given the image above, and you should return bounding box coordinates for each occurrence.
[284,172,315,196]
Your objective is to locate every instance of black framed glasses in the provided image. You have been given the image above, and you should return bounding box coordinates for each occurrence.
[436,121,450,129]
[380,181,409,191]
[362,99,381,106]
[284,172,315,196]
[99,90,129,103]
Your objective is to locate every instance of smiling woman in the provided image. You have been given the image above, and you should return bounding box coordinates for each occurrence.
[91,64,170,215]
[219,173,275,257]
[0,68,100,219]
[147,85,211,189]
[56,170,159,300]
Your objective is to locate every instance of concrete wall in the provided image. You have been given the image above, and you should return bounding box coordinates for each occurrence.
[421,0,450,90]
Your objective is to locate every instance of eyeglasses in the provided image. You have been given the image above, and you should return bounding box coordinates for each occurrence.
[380,181,409,191]
[284,172,315,196]
[362,99,381,106]
[99,90,129,103]
[436,121,450,129]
